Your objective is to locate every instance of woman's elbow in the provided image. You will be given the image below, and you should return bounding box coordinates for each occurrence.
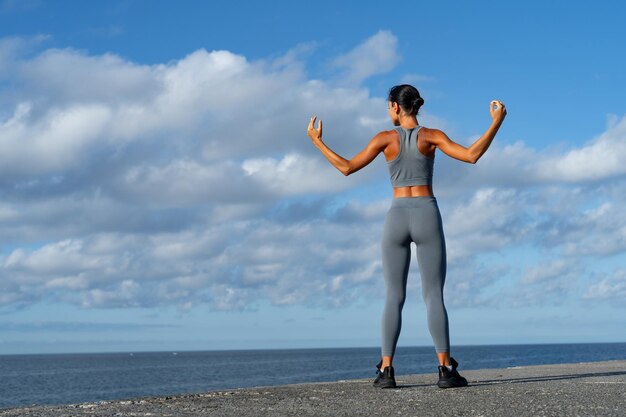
[340,162,354,176]
[466,152,479,164]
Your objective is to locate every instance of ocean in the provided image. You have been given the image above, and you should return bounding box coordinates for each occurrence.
[1,342,625,409]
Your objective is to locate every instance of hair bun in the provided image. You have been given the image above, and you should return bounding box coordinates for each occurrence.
[388,84,424,115]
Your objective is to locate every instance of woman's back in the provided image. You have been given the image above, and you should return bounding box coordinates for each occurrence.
[387,125,434,187]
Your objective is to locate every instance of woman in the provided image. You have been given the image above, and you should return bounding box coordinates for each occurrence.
[306,84,507,389]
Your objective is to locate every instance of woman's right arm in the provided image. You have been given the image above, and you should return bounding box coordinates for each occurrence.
[307,116,387,176]
[430,100,507,164]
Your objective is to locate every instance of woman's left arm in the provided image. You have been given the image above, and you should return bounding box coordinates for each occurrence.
[429,100,507,164]
[307,116,386,176]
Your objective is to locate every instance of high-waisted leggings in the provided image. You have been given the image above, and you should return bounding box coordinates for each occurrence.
[381,196,450,357]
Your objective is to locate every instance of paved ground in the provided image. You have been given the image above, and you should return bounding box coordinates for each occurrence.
[2,360,625,417]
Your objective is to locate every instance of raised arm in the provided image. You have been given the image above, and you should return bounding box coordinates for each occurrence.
[307,116,387,176]
[428,100,507,164]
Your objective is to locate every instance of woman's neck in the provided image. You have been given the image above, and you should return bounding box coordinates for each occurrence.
[398,115,419,128]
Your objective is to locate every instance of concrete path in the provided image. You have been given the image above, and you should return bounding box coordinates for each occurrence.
[2,360,625,416]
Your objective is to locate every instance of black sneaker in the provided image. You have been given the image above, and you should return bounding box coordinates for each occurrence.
[373,360,397,388]
[437,357,468,388]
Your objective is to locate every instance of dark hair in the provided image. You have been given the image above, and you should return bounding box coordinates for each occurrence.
[388,84,424,116]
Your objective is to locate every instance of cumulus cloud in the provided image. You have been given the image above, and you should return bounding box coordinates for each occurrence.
[242,153,363,195]
[0,38,398,184]
[536,199,626,257]
[436,113,626,191]
[584,270,626,303]
[439,261,509,309]
[536,115,626,183]
[332,30,401,85]
[442,187,532,263]
[503,259,582,307]
[521,260,574,285]
[0,33,405,311]
[0,210,387,311]
[0,31,625,315]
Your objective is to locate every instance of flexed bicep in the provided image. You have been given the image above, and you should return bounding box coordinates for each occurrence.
[343,133,388,175]
[430,130,476,164]
[430,100,506,164]
[307,117,388,176]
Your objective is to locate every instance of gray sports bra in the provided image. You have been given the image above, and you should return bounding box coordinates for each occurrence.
[387,126,434,187]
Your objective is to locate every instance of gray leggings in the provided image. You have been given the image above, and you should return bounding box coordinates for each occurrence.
[381,196,450,357]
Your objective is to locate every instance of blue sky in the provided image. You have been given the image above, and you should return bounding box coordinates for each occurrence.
[0,0,625,354]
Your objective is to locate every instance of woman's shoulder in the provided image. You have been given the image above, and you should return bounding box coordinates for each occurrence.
[381,128,401,135]
[418,126,448,142]
[418,125,438,133]
[373,128,401,141]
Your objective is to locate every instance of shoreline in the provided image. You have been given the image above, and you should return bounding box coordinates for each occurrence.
[2,359,625,416]
[2,340,626,356]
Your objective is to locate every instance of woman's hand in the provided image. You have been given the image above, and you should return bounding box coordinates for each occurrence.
[307,115,323,144]
[431,100,506,164]
[490,100,507,124]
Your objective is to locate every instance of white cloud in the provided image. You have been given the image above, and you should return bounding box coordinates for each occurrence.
[0,36,47,75]
[511,259,581,306]
[536,115,626,182]
[332,30,401,85]
[0,102,112,175]
[444,262,509,309]
[0,212,387,310]
[242,153,362,195]
[521,260,575,285]
[18,48,160,105]
[82,280,142,308]
[117,159,266,205]
[584,270,626,303]
[538,199,626,257]
[0,32,625,314]
[0,38,394,189]
[436,114,626,191]
[443,187,531,262]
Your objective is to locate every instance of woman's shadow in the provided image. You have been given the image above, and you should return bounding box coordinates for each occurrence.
[394,369,626,389]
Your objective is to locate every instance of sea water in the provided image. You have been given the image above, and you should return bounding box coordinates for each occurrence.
[1,342,625,409]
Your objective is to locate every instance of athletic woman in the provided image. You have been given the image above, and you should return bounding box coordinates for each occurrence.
[306,84,507,388]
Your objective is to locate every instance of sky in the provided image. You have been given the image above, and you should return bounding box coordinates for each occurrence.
[0,0,625,355]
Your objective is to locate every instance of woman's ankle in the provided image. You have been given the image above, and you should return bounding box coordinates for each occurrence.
[381,356,393,369]
[437,352,451,367]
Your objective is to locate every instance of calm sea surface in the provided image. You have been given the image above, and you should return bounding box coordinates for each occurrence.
[1,342,625,409]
